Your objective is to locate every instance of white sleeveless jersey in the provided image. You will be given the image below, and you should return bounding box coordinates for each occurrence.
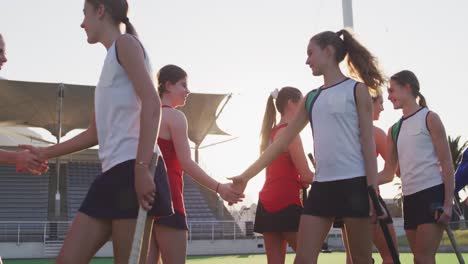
[306,78,366,182]
[394,108,443,195]
[95,37,153,172]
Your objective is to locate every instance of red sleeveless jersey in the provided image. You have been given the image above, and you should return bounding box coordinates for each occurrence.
[156,105,185,216]
[259,123,302,212]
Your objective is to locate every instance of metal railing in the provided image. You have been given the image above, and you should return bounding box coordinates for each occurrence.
[187,220,259,241]
[2,219,467,247]
[0,221,72,244]
[0,220,259,244]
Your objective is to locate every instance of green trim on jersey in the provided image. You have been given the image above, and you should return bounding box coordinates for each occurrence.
[305,89,320,115]
[391,119,403,145]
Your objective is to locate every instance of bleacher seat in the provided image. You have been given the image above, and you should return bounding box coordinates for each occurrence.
[0,165,51,242]
[0,166,50,221]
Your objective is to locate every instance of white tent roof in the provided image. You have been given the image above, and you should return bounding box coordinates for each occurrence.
[0,126,52,146]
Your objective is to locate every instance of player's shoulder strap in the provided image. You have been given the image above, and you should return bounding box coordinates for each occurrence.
[305,88,321,115]
[391,118,403,146]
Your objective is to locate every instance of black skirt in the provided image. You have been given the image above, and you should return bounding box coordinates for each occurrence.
[156,211,188,230]
[303,176,369,218]
[253,201,302,234]
[403,184,444,230]
[333,194,393,228]
[79,158,174,219]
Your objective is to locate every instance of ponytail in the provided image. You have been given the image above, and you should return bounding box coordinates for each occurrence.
[259,87,302,154]
[260,95,277,154]
[417,92,427,108]
[122,18,138,36]
[311,29,385,91]
[337,29,384,91]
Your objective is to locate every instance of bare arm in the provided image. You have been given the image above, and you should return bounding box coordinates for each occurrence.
[170,110,242,203]
[355,83,378,188]
[117,35,160,210]
[170,111,218,191]
[0,150,30,165]
[374,126,387,161]
[427,112,454,220]
[378,128,398,185]
[287,134,314,184]
[44,115,98,159]
[20,115,98,160]
[0,149,46,175]
[117,35,161,166]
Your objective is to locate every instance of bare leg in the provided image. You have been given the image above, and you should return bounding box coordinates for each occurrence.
[111,219,137,264]
[153,223,187,264]
[412,224,444,264]
[372,222,399,264]
[264,232,288,264]
[294,215,333,264]
[283,231,299,251]
[344,217,373,264]
[55,212,111,264]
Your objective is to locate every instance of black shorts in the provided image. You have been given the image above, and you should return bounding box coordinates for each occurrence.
[79,159,174,219]
[403,184,444,230]
[303,176,369,218]
[156,211,188,230]
[333,194,393,228]
[253,201,302,234]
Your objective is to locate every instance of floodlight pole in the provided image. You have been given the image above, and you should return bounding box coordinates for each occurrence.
[55,84,64,217]
[342,0,354,28]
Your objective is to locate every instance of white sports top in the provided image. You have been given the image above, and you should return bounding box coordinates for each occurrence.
[95,36,153,172]
[307,78,366,182]
[395,107,443,195]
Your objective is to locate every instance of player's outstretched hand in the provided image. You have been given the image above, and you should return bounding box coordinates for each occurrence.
[16,146,49,175]
[218,182,245,204]
[227,175,249,205]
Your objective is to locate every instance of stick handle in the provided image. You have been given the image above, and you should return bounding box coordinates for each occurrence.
[129,146,161,264]
[368,186,400,264]
[368,186,384,216]
[446,225,465,264]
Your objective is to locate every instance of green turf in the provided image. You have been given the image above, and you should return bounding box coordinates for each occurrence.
[3,253,467,264]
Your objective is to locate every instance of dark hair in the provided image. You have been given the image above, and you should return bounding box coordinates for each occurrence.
[260,87,302,153]
[157,65,187,97]
[390,70,427,107]
[311,29,385,91]
[86,0,137,36]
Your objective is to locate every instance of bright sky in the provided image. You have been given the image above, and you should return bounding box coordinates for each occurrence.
[1,0,467,207]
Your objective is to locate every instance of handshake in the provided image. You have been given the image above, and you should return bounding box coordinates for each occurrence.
[14,145,49,175]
